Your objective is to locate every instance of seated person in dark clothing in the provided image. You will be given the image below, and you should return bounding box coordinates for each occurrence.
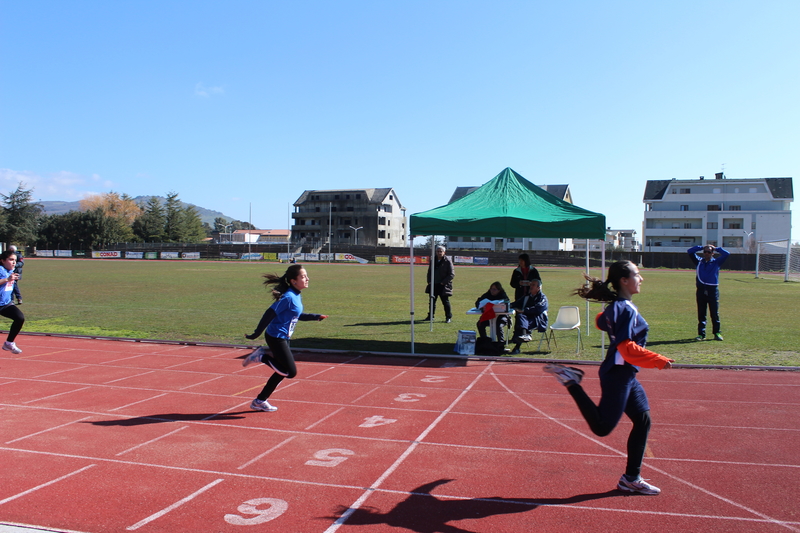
[509,278,548,355]
[474,281,510,343]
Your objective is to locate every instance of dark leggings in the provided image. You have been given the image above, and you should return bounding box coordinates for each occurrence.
[567,369,652,478]
[0,304,24,342]
[256,334,298,401]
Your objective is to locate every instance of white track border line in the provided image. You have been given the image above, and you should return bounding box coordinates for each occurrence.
[0,464,97,506]
[490,369,800,532]
[125,478,224,530]
[323,361,494,533]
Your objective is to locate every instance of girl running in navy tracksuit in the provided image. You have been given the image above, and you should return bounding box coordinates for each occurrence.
[544,260,673,495]
[242,264,327,412]
[0,250,25,354]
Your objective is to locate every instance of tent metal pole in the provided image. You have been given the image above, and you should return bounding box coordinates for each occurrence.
[601,239,606,355]
[410,235,415,354]
[429,237,435,331]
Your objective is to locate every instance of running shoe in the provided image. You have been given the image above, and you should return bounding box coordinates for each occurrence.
[2,341,22,354]
[250,399,277,412]
[714,333,724,341]
[543,363,584,386]
[695,335,705,341]
[242,347,265,367]
[617,475,661,495]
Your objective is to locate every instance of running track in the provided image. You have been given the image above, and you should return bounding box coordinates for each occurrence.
[1,335,798,532]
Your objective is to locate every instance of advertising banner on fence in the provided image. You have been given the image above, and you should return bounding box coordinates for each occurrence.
[36,250,54,257]
[182,252,200,259]
[55,250,72,257]
[335,253,368,264]
[473,257,489,265]
[453,256,473,264]
[92,251,122,259]
[375,255,390,264]
[239,253,263,260]
[145,252,158,259]
[220,252,238,259]
[72,250,88,257]
[160,252,180,259]
[263,252,278,261]
[392,255,429,264]
[126,252,144,259]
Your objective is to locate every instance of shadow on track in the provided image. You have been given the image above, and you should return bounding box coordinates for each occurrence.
[327,478,622,533]
[85,411,250,426]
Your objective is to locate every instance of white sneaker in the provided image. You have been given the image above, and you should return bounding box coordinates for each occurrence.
[543,363,584,386]
[3,341,21,354]
[250,399,277,412]
[242,347,265,367]
[617,475,661,495]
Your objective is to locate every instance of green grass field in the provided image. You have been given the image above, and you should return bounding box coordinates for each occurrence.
[18,258,800,367]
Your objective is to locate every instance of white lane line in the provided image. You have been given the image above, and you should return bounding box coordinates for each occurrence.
[491,370,800,533]
[32,366,90,378]
[179,375,224,391]
[108,392,169,411]
[115,426,189,456]
[351,387,380,404]
[0,464,96,505]
[238,436,297,470]
[126,478,224,531]
[5,416,93,444]
[305,407,345,431]
[323,363,494,533]
[104,370,155,384]
[22,387,91,404]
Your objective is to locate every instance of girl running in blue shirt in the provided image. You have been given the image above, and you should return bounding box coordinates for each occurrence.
[0,250,25,354]
[242,264,327,412]
[544,260,673,495]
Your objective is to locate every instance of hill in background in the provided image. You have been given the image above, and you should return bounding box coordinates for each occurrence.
[39,196,236,227]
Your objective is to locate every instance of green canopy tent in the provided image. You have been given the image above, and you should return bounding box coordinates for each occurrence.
[408,167,607,353]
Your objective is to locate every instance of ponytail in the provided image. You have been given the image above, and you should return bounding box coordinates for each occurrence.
[263,264,304,301]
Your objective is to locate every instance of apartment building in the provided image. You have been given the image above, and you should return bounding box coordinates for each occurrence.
[642,173,793,252]
[291,188,407,247]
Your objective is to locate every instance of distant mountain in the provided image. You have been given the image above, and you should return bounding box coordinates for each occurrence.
[39,196,236,226]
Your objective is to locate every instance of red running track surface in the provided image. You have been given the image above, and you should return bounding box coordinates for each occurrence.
[1,335,799,532]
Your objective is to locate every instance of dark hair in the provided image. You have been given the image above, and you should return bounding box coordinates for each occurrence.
[574,260,636,302]
[263,264,305,300]
[0,250,17,262]
[489,281,504,292]
[518,253,530,267]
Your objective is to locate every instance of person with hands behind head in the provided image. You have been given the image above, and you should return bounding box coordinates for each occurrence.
[687,243,729,341]
[544,260,673,495]
[510,253,541,301]
[242,264,328,412]
[0,250,25,354]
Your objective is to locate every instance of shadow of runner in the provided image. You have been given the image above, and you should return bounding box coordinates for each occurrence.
[328,479,622,533]
[85,411,250,426]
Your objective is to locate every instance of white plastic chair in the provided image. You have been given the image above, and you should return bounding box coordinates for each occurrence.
[548,306,582,353]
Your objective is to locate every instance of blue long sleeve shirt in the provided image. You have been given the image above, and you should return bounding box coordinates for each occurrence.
[688,245,730,286]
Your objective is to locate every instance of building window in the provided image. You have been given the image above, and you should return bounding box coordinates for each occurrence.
[707,205,721,211]
[344,219,351,225]
[315,207,320,212]
[727,223,742,229]
[378,217,386,225]
[299,220,306,225]
[680,188,690,194]
[346,195,350,199]
[749,187,758,193]
[729,205,741,211]
[713,188,721,194]
[331,207,337,212]
[346,207,354,211]
[378,230,386,238]
[684,222,692,229]
[707,222,718,229]
[356,194,361,199]
[680,205,689,211]
[382,204,393,213]
[334,195,340,199]
[752,222,756,230]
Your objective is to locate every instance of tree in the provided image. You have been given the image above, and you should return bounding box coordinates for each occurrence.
[132,197,167,242]
[80,192,142,225]
[163,192,183,242]
[0,183,43,247]
[180,204,207,243]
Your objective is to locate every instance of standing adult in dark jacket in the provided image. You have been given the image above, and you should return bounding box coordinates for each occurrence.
[424,246,455,323]
[687,244,729,341]
[8,245,23,305]
[510,253,541,301]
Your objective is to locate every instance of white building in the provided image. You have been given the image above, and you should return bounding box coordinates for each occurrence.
[444,184,578,251]
[642,173,793,252]
[292,188,407,247]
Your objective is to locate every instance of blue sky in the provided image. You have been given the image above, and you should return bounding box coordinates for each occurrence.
[1,1,798,241]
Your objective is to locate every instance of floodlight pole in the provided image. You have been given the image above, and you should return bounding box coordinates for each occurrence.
[349,226,363,245]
